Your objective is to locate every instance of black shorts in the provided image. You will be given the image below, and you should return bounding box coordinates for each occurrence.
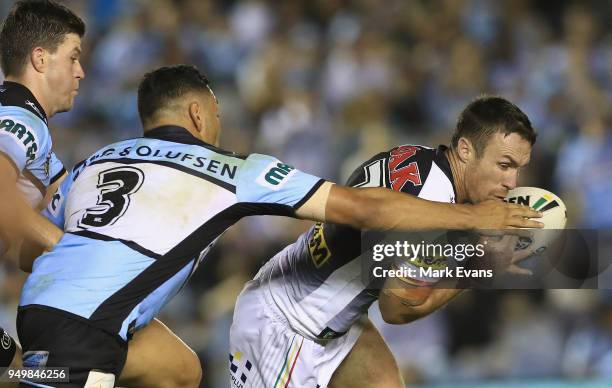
[17,307,128,388]
[0,325,17,367]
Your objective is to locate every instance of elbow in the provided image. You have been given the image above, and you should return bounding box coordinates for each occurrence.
[19,261,32,273]
[380,306,421,325]
[18,239,43,273]
[379,295,415,325]
[379,288,430,324]
[381,309,406,325]
[18,254,33,273]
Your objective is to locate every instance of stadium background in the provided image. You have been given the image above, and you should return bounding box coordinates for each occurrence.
[1,0,612,386]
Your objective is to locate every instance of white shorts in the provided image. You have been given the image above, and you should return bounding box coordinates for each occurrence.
[229,280,364,388]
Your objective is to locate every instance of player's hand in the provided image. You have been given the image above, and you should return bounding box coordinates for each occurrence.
[471,200,544,229]
[505,242,540,275]
[477,232,537,276]
[477,234,516,274]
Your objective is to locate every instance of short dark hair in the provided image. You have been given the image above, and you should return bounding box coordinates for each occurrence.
[451,96,537,156]
[0,0,86,77]
[137,65,212,125]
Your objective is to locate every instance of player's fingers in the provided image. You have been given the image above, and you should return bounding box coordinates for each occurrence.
[501,229,534,239]
[483,236,515,254]
[511,217,544,229]
[511,206,543,219]
[511,247,536,264]
[500,235,518,250]
[506,264,533,276]
[478,230,505,238]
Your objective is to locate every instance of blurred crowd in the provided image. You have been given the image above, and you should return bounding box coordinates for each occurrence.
[2,0,612,386]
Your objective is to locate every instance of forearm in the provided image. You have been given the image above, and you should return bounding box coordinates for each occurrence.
[398,288,463,322]
[0,156,64,272]
[0,187,63,272]
[19,215,63,273]
[326,186,476,231]
[380,279,464,324]
[298,182,541,231]
[371,189,474,230]
[21,210,63,250]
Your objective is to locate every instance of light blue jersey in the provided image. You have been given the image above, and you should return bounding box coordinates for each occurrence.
[0,81,65,206]
[20,125,325,341]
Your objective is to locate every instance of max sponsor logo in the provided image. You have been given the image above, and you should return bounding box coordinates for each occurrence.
[256,162,297,190]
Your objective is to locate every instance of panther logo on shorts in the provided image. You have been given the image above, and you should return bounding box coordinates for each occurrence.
[1,330,11,350]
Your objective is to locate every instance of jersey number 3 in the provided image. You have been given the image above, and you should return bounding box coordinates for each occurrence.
[79,166,145,228]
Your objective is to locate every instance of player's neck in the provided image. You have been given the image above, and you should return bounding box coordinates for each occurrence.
[445,147,469,203]
[144,119,217,145]
[5,74,53,118]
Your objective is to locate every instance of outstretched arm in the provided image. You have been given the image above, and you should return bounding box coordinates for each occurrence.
[295,182,543,231]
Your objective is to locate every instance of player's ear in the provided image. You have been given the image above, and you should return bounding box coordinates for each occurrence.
[188,101,203,133]
[31,47,47,74]
[456,137,474,163]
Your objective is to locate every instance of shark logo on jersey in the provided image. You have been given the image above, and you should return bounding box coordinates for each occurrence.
[0,118,38,161]
[256,161,297,191]
[25,100,46,123]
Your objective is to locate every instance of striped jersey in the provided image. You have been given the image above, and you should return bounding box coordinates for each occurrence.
[19,125,325,341]
[255,145,456,340]
[0,81,65,206]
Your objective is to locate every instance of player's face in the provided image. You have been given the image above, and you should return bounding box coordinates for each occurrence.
[464,132,531,203]
[45,33,84,115]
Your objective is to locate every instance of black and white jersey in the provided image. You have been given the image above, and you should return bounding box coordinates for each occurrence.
[256,145,456,340]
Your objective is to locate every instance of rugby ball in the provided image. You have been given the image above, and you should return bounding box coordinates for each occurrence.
[505,187,567,254]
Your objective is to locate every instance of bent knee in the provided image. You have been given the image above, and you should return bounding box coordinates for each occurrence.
[150,348,202,388]
[173,349,202,387]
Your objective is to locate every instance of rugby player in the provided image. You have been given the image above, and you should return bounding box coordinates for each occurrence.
[0,1,85,383]
[1,3,203,388]
[16,66,541,387]
[229,96,539,387]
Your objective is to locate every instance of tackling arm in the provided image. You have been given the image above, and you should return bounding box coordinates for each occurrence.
[295,182,543,230]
